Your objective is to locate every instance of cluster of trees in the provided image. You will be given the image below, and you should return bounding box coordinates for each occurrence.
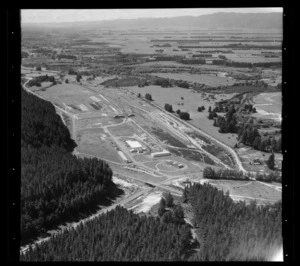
[177,81,190,89]
[256,171,281,183]
[197,106,205,112]
[179,59,206,64]
[218,55,227,60]
[76,73,82,82]
[27,75,55,87]
[221,60,282,69]
[179,112,190,120]
[68,68,77,75]
[266,153,275,170]
[164,103,173,113]
[208,105,239,134]
[238,123,281,153]
[32,48,52,55]
[22,51,30,58]
[157,193,185,225]
[145,93,153,101]
[20,206,194,261]
[203,164,281,183]
[185,183,282,261]
[244,104,257,113]
[21,88,115,245]
[56,54,77,60]
[203,167,249,181]
[154,79,172,88]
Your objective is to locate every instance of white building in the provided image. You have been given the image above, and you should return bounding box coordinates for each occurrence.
[126,140,142,149]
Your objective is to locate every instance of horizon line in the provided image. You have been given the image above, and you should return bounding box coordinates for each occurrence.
[21,11,283,25]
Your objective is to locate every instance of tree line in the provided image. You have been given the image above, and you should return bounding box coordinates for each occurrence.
[27,75,56,87]
[21,88,116,245]
[202,166,281,183]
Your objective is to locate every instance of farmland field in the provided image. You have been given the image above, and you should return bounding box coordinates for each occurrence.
[150,72,240,86]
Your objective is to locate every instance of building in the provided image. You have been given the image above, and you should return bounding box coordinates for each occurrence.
[205,59,213,64]
[178,164,184,168]
[151,150,171,158]
[126,140,142,149]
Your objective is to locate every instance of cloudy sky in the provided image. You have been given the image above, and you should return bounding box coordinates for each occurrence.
[21,8,282,24]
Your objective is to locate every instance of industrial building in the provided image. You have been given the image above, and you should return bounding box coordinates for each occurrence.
[151,150,171,158]
[126,140,142,149]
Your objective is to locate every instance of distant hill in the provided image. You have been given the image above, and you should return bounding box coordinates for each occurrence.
[23,12,282,30]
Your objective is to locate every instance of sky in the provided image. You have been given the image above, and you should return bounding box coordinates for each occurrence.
[21,8,283,24]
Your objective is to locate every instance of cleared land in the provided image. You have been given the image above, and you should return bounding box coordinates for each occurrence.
[76,129,123,163]
[198,179,281,205]
[150,72,240,86]
[252,92,282,122]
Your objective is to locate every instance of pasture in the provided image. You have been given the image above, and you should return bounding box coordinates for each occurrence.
[150,72,240,86]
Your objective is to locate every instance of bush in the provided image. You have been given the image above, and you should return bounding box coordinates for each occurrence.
[179,112,190,120]
[145,93,153,101]
[164,103,173,112]
[68,69,77,75]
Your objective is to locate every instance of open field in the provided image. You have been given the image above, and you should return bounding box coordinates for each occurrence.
[128,191,163,213]
[108,121,144,137]
[150,72,241,86]
[252,92,281,122]
[237,146,282,172]
[75,117,124,130]
[76,129,123,163]
[143,156,205,176]
[198,178,281,205]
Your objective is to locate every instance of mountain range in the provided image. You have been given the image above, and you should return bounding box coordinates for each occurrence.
[22,12,282,30]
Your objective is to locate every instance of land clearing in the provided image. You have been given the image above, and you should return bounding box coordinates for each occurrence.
[128,191,163,213]
[251,92,281,122]
[198,178,281,205]
[76,129,123,163]
[108,121,144,137]
[237,146,282,172]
